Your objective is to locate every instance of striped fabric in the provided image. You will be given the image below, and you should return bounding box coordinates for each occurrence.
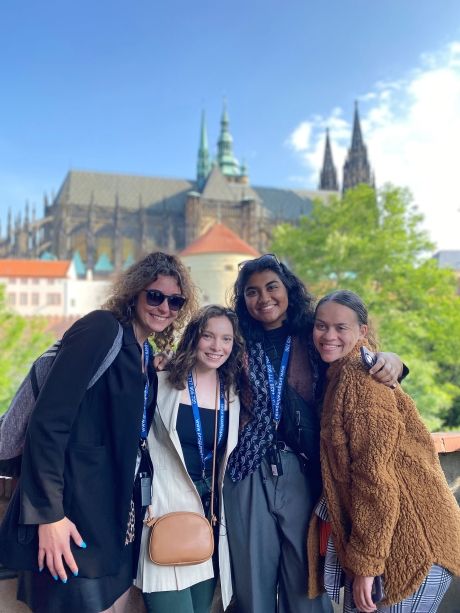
[314,498,452,612]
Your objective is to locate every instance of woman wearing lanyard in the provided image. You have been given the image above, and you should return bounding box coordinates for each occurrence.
[136,305,244,613]
[224,254,405,613]
[0,252,197,613]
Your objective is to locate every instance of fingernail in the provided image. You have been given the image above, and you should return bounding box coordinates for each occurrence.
[53,575,58,581]
[61,578,67,584]
[39,566,44,573]
[73,570,79,577]
[79,540,87,549]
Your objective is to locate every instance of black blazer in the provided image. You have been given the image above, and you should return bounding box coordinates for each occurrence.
[0,310,157,578]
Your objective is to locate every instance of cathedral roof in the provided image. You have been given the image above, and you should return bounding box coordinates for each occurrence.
[54,170,334,222]
[179,223,259,257]
[56,170,195,212]
[0,259,72,278]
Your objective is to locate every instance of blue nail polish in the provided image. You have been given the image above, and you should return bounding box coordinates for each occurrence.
[39,566,44,573]
[80,540,87,549]
[73,570,79,577]
[53,575,58,581]
[61,578,67,584]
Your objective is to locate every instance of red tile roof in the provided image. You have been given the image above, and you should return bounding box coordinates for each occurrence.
[179,223,260,257]
[0,259,71,278]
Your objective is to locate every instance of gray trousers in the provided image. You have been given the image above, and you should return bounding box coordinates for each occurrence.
[224,451,333,613]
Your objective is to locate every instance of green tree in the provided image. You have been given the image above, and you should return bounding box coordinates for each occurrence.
[272,184,460,430]
[0,286,53,415]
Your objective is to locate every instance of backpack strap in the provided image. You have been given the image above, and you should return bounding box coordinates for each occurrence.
[87,322,124,389]
[30,364,40,400]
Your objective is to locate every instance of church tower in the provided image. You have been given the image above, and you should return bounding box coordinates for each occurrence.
[342,102,373,192]
[217,99,241,179]
[318,128,338,191]
[196,110,211,190]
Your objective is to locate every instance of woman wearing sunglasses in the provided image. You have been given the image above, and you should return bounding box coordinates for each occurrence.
[135,305,244,613]
[0,252,198,613]
[224,254,405,613]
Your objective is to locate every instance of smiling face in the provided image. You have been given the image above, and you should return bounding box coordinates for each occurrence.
[243,269,289,330]
[134,274,182,341]
[195,315,234,372]
[313,301,368,363]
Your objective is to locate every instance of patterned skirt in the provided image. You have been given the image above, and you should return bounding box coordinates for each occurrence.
[314,498,452,612]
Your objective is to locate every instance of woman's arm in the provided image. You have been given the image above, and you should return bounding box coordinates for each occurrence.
[342,372,402,579]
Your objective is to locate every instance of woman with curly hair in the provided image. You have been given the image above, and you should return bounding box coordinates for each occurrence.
[224,254,405,613]
[136,305,244,613]
[0,252,198,613]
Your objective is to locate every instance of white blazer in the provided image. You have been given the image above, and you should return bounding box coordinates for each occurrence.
[136,370,239,609]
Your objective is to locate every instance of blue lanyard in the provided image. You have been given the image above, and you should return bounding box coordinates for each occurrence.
[140,341,151,440]
[264,336,292,428]
[187,372,226,478]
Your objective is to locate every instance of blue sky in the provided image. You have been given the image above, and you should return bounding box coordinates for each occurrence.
[1,0,460,249]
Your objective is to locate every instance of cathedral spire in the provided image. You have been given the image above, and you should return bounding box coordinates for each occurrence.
[319,128,338,191]
[217,99,240,179]
[351,100,364,150]
[342,101,373,193]
[196,110,211,190]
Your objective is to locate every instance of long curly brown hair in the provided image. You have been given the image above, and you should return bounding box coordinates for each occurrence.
[103,252,199,350]
[167,305,245,394]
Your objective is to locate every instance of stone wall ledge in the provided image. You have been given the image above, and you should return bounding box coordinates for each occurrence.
[431,432,460,453]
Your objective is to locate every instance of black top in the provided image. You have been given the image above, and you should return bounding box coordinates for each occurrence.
[263,325,320,457]
[177,403,229,480]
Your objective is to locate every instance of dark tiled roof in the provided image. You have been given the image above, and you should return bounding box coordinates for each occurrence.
[56,170,194,213]
[55,170,337,221]
[253,186,336,221]
[433,250,460,270]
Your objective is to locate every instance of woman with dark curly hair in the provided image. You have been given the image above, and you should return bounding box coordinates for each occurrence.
[136,305,244,613]
[224,254,405,613]
[0,252,198,613]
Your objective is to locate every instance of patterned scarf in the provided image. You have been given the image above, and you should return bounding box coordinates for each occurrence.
[228,330,322,482]
[227,338,277,481]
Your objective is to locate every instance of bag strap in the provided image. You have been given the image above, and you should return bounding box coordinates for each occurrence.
[87,322,123,389]
[209,378,220,527]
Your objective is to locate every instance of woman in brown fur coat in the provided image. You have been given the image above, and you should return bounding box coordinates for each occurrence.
[308,290,460,612]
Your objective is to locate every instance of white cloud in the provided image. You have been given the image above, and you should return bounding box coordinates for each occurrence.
[287,41,460,250]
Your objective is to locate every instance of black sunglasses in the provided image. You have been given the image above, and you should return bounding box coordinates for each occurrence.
[141,289,186,312]
[238,253,281,271]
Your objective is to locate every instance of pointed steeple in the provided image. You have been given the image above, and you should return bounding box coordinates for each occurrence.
[342,101,373,193]
[319,128,338,191]
[7,208,12,242]
[351,101,364,150]
[217,99,240,179]
[197,110,211,190]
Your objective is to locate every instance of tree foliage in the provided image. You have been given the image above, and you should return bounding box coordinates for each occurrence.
[0,286,53,416]
[272,184,460,430]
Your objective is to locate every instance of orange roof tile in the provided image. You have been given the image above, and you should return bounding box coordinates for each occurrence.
[180,223,260,257]
[0,259,72,278]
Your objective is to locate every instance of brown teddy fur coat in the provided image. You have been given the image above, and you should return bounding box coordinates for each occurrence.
[307,341,460,606]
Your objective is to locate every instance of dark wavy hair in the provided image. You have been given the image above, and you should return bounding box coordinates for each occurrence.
[167,305,245,393]
[102,252,199,350]
[231,254,314,340]
[315,289,378,350]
